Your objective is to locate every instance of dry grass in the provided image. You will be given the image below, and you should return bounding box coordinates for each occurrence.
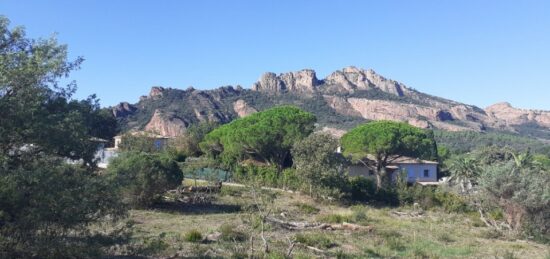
[106,184,550,258]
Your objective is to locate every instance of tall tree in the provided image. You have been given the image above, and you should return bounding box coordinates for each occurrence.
[291,133,346,198]
[200,106,316,171]
[341,120,437,189]
[0,16,124,257]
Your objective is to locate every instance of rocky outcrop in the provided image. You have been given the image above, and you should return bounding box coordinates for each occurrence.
[149,86,165,98]
[253,66,410,97]
[233,99,257,117]
[144,109,187,137]
[323,95,362,117]
[252,69,320,93]
[324,67,408,96]
[485,102,550,127]
[112,102,137,118]
[346,98,437,127]
[325,97,486,131]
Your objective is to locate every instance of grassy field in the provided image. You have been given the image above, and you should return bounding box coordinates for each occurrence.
[106,183,549,258]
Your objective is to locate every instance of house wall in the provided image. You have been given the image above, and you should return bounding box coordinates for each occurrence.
[348,164,438,183]
[395,164,438,182]
[348,165,373,178]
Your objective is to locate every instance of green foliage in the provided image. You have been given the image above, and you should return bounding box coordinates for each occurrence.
[107,151,183,207]
[170,122,218,157]
[118,133,169,153]
[294,233,334,249]
[201,106,316,170]
[281,168,301,190]
[342,120,438,161]
[0,155,126,257]
[291,133,347,198]
[434,130,550,155]
[478,162,550,242]
[341,120,437,189]
[184,230,203,243]
[448,155,480,193]
[219,224,247,242]
[293,202,320,214]
[0,17,125,257]
[233,164,280,187]
[345,176,378,201]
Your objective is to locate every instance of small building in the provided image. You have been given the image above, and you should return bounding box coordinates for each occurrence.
[347,155,438,184]
[113,131,171,150]
[96,131,171,168]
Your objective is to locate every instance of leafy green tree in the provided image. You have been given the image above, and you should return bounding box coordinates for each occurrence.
[508,149,535,171]
[0,16,124,257]
[200,106,316,171]
[118,133,162,153]
[107,152,183,207]
[291,133,347,198]
[341,120,437,189]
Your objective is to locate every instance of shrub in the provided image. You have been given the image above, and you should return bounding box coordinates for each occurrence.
[294,202,320,214]
[350,205,368,223]
[318,213,353,224]
[107,151,183,207]
[233,164,280,187]
[219,224,248,242]
[184,230,203,243]
[478,162,550,242]
[282,168,301,190]
[294,233,334,249]
[346,176,377,201]
[433,190,470,213]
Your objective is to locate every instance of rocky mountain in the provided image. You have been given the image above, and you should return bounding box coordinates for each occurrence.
[112,66,550,141]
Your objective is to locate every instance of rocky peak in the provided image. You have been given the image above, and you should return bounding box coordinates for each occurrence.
[486,102,550,127]
[252,69,320,93]
[233,99,257,117]
[144,109,187,137]
[149,86,165,98]
[325,66,407,96]
[112,102,137,118]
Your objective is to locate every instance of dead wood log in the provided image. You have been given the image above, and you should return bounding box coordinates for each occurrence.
[265,217,372,231]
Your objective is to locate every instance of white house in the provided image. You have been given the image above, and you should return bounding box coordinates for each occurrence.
[347,155,439,184]
[96,131,172,168]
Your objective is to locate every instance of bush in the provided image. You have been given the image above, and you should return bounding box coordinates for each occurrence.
[0,155,126,258]
[478,162,550,242]
[350,205,368,223]
[184,230,203,243]
[294,202,320,214]
[107,151,183,207]
[294,233,334,249]
[318,213,353,224]
[233,164,280,187]
[282,168,300,190]
[346,176,377,201]
[219,224,247,242]
[433,190,470,213]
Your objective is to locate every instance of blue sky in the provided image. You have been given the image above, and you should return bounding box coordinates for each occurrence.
[2,0,550,109]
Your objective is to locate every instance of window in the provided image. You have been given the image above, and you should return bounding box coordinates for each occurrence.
[423,169,430,177]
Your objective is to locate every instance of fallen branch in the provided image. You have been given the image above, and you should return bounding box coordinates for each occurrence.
[265,217,373,231]
[391,211,424,218]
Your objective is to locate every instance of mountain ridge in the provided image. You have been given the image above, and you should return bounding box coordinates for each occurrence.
[112,66,550,142]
